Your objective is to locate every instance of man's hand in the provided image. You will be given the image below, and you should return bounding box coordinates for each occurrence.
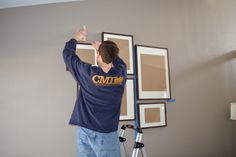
[92,41,101,50]
[73,26,87,42]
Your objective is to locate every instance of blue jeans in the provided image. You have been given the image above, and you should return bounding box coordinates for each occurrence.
[77,127,121,157]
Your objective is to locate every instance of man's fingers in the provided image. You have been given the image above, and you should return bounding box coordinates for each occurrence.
[91,41,101,50]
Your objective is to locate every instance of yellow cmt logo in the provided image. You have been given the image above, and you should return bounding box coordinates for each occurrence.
[92,75,123,86]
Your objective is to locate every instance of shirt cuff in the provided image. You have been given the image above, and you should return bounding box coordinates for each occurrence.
[69,38,78,45]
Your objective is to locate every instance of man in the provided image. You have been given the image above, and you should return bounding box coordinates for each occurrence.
[63,27,127,157]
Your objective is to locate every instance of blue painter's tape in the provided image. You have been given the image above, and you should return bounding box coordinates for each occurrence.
[166,99,176,103]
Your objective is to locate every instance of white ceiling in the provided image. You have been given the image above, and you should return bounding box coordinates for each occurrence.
[0,0,83,9]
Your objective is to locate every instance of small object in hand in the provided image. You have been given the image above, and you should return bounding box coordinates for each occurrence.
[74,25,87,42]
[81,25,87,42]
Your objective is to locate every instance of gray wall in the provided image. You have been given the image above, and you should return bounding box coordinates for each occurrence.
[1,0,236,157]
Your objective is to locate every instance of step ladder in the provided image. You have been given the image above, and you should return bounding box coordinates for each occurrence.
[119,124,147,157]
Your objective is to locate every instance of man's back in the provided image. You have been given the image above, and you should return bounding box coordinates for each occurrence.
[63,38,127,133]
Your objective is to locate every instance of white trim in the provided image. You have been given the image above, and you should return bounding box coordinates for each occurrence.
[0,0,82,9]
[231,102,236,120]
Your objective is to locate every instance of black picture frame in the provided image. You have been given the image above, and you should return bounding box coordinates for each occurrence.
[138,102,167,129]
[135,45,171,100]
[102,32,134,75]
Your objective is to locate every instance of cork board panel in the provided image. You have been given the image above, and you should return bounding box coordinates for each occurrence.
[107,38,130,69]
[120,85,127,116]
[76,49,95,65]
[140,54,167,91]
[144,108,161,123]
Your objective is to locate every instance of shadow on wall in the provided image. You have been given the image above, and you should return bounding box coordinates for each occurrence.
[175,50,236,81]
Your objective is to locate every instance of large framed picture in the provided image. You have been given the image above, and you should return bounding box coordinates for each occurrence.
[76,43,97,66]
[120,79,135,121]
[102,32,134,74]
[135,45,171,100]
[138,103,167,129]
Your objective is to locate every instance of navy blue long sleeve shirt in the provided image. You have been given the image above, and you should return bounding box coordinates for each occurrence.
[63,39,127,133]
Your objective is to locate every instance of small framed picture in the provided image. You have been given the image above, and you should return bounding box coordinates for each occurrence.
[138,103,167,129]
[102,32,134,74]
[120,79,135,121]
[66,43,97,71]
[76,43,97,66]
[135,45,171,100]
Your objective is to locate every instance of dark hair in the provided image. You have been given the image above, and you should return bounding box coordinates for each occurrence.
[98,40,119,64]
